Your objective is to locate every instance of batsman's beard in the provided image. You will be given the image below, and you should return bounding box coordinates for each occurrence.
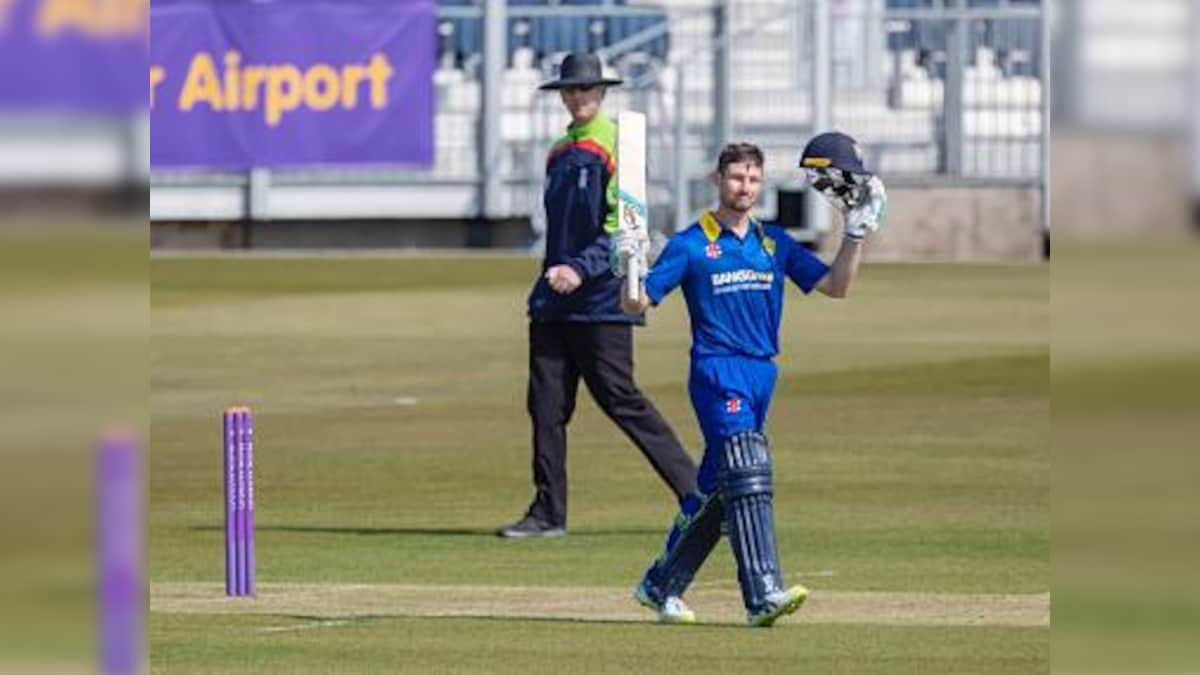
[724,197,755,212]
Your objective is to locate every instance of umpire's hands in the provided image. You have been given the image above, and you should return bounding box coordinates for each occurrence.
[545,264,583,294]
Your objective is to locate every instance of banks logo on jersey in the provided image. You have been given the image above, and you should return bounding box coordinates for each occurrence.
[710,269,774,295]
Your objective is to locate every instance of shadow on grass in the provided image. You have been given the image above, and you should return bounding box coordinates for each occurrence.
[189,525,663,538]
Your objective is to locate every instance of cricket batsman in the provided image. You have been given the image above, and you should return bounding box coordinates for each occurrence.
[613,134,887,626]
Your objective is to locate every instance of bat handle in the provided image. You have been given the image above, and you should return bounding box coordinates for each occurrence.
[625,254,640,303]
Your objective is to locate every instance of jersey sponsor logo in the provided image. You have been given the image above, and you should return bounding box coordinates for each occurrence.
[725,396,742,414]
[710,268,774,295]
[705,242,722,259]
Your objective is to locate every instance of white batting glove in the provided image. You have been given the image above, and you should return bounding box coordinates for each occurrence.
[610,230,649,279]
[843,175,887,241]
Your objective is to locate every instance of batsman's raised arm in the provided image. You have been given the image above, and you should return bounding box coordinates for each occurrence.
[814,233,864,299]
[814,174,886,297]
[798,132,888,299]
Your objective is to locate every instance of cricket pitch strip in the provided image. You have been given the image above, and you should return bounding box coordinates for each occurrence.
[152,582,1049,628]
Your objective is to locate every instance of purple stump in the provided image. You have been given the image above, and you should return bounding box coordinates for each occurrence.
[97,430,144,675]
[224,407,256,597]
[223,411,237,596]
[244,409,256,595]
[234,411,246,595]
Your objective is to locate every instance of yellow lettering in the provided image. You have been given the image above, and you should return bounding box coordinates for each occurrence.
[125,0,150,37]
[37,0,90,37]
[223,50,241,110]
[149,65,165,108]
[366,53,394,108]
[37,0,148,38]
[95,0,147,37]
[177,52,224,111]
[264,65,302,127]
[303,64,340,111]
[170,52,398,124]
[341,64,365,109]
[241,66,267,110]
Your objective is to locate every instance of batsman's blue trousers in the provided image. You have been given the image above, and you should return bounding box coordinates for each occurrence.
[689,355,778,495]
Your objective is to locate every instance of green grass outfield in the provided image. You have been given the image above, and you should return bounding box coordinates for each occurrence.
[151,255,1048,674]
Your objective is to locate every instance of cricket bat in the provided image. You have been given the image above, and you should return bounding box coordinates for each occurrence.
[616,110,647,304]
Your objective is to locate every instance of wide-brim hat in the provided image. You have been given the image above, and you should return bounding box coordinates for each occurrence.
[539,52,623,90]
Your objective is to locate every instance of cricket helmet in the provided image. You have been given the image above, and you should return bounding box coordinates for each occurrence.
[799,131,874,209]
[799,131,868,174]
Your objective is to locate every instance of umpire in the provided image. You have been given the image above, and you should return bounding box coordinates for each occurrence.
[498,53,697,538]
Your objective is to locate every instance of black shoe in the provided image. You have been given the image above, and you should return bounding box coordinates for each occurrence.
[497,515,566,538]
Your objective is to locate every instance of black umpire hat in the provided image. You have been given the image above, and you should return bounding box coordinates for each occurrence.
[538,52,623,90]
[800,131,868,174]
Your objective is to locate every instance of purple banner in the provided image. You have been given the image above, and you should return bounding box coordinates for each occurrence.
[150,0,435,169]
[0,0,146,113]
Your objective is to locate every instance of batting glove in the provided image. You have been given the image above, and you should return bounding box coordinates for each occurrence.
[609,230,649,279]
[842,175,887,241]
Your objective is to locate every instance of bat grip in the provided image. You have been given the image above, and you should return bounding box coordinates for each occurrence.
[625,254,640,303]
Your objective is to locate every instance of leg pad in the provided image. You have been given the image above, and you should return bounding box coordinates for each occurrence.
[720,431,785,614]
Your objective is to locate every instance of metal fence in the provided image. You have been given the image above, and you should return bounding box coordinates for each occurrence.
[149,0,1049,240]
[841,0,1046,181]
[523,0,1048,244]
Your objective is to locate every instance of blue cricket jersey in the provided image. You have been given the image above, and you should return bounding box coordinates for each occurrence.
[644,211,831,359]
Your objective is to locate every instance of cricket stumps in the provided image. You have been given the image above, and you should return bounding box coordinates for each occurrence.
[223,406,256,597]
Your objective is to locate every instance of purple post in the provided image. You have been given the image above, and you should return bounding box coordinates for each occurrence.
[235,410,246,595]
[223,411,236,596]
[97,430,144,675]
[224,406,256,597]
[244,409,256,596]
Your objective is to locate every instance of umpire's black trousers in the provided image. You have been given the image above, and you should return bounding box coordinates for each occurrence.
[526,321,698,527]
